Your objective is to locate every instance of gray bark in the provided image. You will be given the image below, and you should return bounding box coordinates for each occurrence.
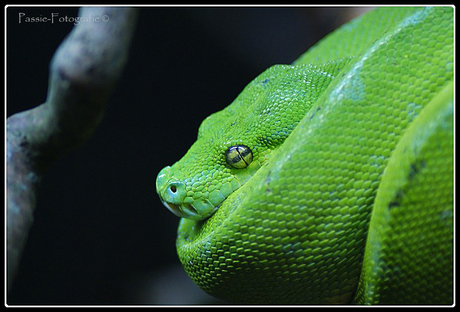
[7,7,138,291]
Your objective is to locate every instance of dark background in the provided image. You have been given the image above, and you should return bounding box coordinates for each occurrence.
[6,6,370,305]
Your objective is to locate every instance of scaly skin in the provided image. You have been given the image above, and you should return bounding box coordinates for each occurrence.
[156,7,453,304]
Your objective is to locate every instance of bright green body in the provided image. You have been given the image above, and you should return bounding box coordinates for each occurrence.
[156,7,453,304]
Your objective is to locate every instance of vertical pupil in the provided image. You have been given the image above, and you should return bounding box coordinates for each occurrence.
[226,145,252,169]
[238,146,249,158]
[236,147,249,165]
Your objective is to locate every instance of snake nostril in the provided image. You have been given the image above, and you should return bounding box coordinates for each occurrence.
[163,181,186,204]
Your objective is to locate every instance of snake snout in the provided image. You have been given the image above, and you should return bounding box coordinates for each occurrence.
[156,166,186,206]
[156,166,212,220]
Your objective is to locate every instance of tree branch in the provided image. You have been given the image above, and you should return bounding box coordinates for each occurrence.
[7,7,138,291]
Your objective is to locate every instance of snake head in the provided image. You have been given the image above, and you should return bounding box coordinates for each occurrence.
[156,140,261,220]
[156,64,339,221]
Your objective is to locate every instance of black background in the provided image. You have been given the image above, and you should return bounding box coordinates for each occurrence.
[6,6,369,305]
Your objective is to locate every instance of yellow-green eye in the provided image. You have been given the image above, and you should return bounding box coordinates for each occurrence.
[225,145,253,169]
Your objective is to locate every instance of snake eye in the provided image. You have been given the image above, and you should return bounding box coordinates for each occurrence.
[225,145,253,169]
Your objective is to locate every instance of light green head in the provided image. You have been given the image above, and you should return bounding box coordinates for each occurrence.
[156,63,340,220]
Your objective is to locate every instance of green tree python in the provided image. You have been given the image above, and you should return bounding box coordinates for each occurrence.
[155,7,453,304]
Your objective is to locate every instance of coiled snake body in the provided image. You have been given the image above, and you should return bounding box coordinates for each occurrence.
[156,7,453,304]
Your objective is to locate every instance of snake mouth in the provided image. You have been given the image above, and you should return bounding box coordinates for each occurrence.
[161,200,219,220]
[161,200,198,218]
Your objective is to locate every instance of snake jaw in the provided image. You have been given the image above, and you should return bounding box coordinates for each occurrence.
[160,200,184,218]
[160,200,198,219]
[160,199,219,220]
